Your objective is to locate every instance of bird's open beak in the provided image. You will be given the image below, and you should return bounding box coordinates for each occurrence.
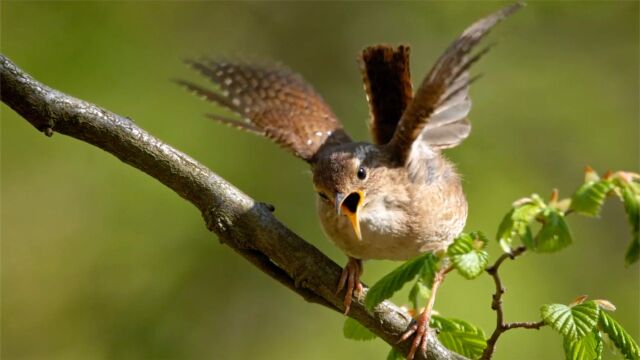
[335,191,364,241]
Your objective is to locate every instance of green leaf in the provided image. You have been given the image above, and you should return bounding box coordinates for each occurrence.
[343,317,376,341]
[570,179,614,217]
[496,209,515,252]
[541,301,600,341]
[418,253,438,288]
[531,209,573,253]
[430,315,487,358]
[409,278,430,311]
[448,233,489,279]
[520,225,535,249]
[365,254,436,310]
[598,311,640,359]
[620,184,639,265]
[470,230,490,244]
[497,202,544,252]
[563,330,603,360]
[408,255,438,310]
[386,348,404,360]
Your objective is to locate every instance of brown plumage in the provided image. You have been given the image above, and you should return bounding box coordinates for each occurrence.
[386,3,522,164]
[175,61,350,161]
[359,45,413,145]
[178,3,522,359]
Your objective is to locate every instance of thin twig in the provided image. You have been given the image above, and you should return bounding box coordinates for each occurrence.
[480,246,545,360]
[504,321,545,330]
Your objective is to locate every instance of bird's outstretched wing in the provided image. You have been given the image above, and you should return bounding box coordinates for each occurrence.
[177,61,351,162]
[385,2,523,165]
[359,45,413,145]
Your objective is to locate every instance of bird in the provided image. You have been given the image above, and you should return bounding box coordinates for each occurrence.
[177,3,522,359]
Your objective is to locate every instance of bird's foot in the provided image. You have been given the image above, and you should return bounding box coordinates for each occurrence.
[336,257,363,314]
[398,307,432,360]
[398,265,450,360]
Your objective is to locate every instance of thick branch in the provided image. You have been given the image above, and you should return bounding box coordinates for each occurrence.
[480,246,545,360]
[0,55,467,360]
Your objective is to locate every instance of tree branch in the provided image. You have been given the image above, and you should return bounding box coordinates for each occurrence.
[480,246,545,360]
[0,55,468,360]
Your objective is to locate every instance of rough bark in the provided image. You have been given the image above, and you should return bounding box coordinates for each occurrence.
[0,54,468,360]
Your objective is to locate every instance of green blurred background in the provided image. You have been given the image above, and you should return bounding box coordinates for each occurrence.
[2,1,638,359]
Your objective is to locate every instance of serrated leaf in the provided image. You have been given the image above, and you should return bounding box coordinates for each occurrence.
[563,329,603,360]
[449,232,488,253]
[386,348,404,360]
[531,209,572,253]
[365,254,434,310]
[497,203,543,252]
[448,233,489,279]
[620,184,639,265]
[343,317,376,341]
[570,179,614,217]
[470,231,490,244]
[541,301,600,341]
[452,251,489,279]
[430,315,487,358]
[598,311,640,359]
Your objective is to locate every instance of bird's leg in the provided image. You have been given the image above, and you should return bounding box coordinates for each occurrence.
[399,264,451,360]
[336,257,363,314]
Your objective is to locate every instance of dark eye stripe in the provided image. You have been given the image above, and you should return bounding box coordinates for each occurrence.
[317,192,329,201]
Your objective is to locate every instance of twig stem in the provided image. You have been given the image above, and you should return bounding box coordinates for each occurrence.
[480,246,545,360]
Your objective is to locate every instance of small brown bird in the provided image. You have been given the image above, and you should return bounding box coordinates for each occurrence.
[178,3,521,358]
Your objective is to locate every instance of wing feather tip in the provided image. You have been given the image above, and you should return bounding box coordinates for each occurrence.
[387,2,522,164]
[204,113,264,134]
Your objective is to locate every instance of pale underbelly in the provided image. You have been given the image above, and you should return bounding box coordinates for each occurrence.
[321,213,461,261]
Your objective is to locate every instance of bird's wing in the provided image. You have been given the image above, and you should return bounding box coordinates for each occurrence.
[177,61,351,162]
[385,2,523,165]
[359,45,413,145]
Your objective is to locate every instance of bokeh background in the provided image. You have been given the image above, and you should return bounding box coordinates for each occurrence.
[2,2,638,359]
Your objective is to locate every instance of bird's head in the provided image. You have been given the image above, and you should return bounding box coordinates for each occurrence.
[311,143,385,240]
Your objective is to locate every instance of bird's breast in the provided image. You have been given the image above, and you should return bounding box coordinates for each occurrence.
[316,186,467,261]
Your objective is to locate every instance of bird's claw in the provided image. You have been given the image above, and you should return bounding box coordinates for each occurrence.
[397,324,417,343]
[399,309,432,360]
[336,258,363,314]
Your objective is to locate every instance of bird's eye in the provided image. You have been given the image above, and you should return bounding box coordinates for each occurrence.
[357,167,367,180]
[317,192,329,201]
